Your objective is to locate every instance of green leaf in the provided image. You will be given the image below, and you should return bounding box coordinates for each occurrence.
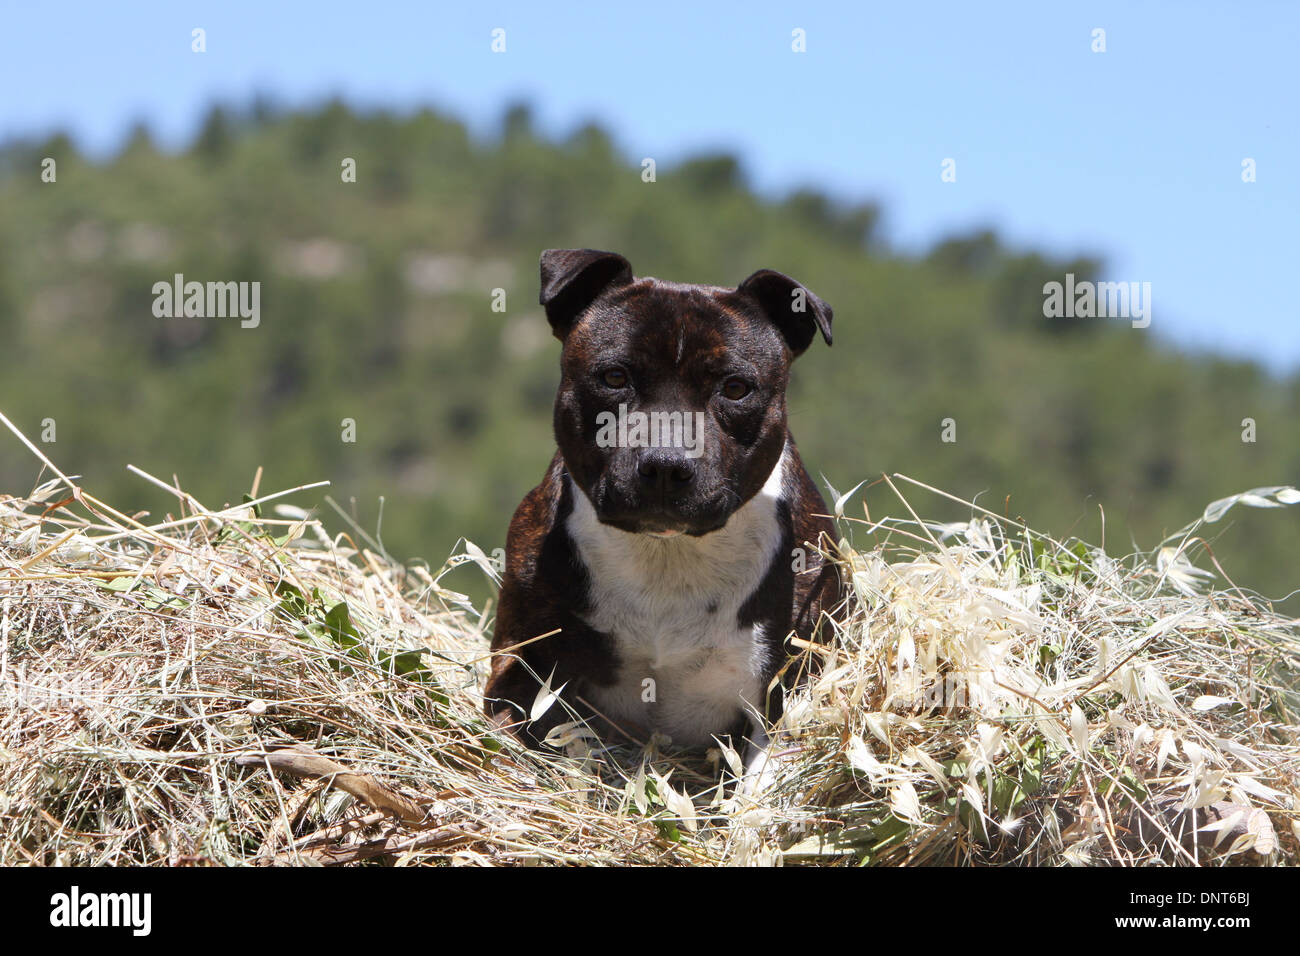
[322,600,362,652]
[274,581,310,620]
[870,814,913,853]
[653,818,682,843]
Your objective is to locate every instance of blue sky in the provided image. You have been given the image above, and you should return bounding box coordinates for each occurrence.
[3,1,1297,371]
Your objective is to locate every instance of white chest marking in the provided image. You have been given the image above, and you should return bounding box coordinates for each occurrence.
[566,447,790,747]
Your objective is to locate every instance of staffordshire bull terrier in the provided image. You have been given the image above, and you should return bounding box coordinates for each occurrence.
[484,249,843,780]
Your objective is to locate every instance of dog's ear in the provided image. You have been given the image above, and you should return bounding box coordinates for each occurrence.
[539,249,633,337]
[736,269,833,355]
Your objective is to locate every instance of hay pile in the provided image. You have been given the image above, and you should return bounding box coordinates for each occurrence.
[1,413,1297,866]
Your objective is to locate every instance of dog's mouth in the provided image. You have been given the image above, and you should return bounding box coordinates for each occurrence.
[583,474,736,537]
[596,508,730,538]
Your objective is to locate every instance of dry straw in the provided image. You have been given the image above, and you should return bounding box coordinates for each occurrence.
[1,410,1296,866]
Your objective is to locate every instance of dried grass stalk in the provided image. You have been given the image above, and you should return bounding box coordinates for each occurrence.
[1,412,1296,866]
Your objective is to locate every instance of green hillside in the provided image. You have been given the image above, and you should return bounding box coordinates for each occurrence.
[2,101,1296,609]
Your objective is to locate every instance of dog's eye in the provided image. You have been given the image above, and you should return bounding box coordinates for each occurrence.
[722,377,752,401]
[601,368,629,389]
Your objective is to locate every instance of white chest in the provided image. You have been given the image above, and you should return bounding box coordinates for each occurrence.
[564,450,790,747]
[581,593,770,747]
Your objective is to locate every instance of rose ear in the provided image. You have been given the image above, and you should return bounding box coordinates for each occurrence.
[736,269,833,355]
[539,249,633,337]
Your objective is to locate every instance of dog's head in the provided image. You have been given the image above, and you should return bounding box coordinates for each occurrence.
[539,248,833,537]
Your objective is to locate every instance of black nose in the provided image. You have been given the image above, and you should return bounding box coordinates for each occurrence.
[637,449,696,496]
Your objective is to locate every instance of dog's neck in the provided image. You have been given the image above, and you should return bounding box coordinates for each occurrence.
[564,443,791,606]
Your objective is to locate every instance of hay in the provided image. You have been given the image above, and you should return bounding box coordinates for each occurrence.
[1,411,1297,866]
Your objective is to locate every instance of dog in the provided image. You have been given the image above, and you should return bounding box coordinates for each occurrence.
[484,249,843,783]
